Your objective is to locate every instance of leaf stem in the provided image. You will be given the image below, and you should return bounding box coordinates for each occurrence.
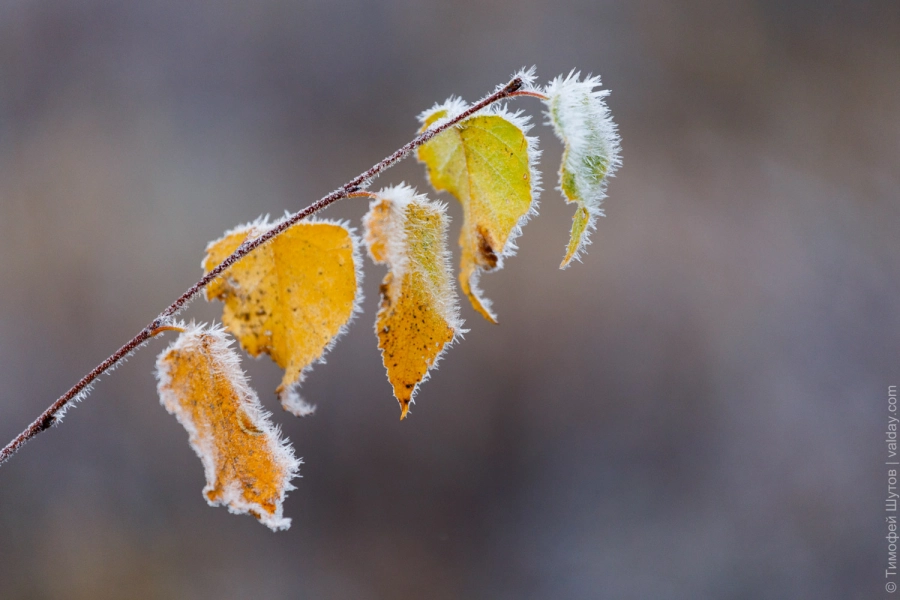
[150,325,187,336]
[508,90,549,101]
[345,191,380,200]
[0,75,525,467]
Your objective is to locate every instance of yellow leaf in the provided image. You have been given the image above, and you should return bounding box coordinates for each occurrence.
[156,324,300,531]
[417,101,540,323]
[363,185,462,419]
[545,72,621,268]
[204,218,362,416]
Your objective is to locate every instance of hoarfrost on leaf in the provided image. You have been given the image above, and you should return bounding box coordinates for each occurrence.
[155,323,300,531]
[203,218,363,415]
[544,71,621,267]
[363,184,462,419]
[416,101,541,323]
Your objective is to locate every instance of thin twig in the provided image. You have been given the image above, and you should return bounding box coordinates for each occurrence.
[0,75,525,467]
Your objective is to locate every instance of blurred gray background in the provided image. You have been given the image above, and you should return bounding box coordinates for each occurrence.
[1,1,897,598]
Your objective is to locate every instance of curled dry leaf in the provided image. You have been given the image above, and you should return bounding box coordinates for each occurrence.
[204,219,362,416]
[156,324,300,531]
[416,101,540,323]
[544,71,621,267]
[363,185,462,419]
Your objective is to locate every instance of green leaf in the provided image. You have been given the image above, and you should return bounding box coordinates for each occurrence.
[417,100,540,323]
[545,72,621,268]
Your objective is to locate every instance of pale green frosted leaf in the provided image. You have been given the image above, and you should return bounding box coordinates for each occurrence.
[545,71,621,267]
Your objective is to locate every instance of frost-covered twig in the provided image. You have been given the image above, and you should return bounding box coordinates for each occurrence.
[0,75,526,467]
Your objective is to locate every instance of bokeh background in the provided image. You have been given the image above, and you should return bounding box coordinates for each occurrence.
[1,1,897,598]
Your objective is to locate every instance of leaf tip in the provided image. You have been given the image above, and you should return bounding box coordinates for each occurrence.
[278,384,317,417]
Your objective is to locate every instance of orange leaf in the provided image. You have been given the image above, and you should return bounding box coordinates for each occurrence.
[364,185,462,418]
[204,218,362,416]
[156,324,300,531]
